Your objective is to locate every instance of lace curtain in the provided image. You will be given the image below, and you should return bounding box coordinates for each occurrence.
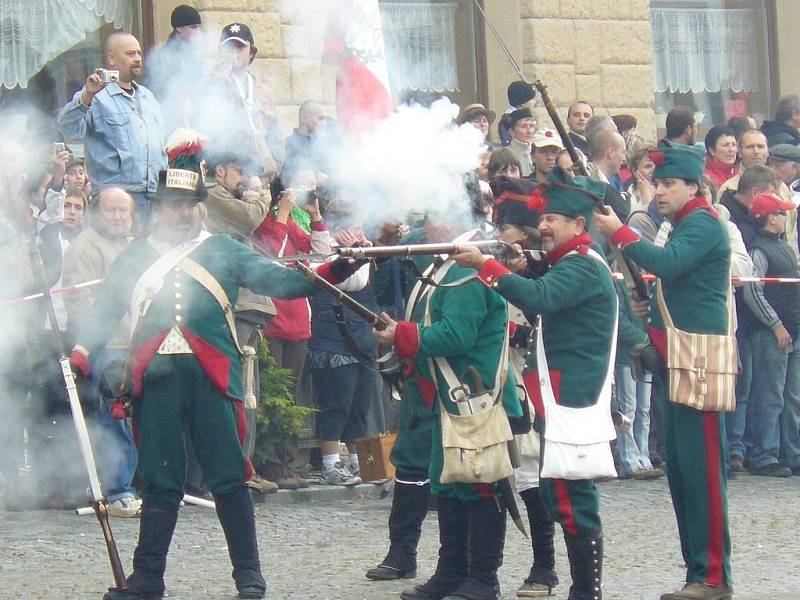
[380,2,459,95]
[651,8,760,95]
[0,0,133,89]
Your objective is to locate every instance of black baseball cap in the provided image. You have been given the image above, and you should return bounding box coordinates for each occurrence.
[220,23,258,55]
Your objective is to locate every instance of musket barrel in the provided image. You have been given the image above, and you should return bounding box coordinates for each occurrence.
[337,240,503,259]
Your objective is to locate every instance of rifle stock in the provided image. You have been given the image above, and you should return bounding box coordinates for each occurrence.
[295,261,387,331]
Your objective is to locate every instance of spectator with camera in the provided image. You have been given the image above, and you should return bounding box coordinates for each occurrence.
[56,32,167,229]
[39,150,89,231]
[209,23,284,180]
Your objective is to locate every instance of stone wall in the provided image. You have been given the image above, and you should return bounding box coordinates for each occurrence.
[516,0,656,139]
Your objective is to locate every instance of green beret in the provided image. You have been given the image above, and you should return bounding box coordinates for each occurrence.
[541,167,606,224]
[651,139,705,184]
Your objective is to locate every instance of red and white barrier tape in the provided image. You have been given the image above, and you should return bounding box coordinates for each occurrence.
[610,273,800,284]
[1,278,104,307]
[3,272,800,309]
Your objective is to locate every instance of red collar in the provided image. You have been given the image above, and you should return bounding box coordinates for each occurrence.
[675,195,717,223]
[547,232,594,264]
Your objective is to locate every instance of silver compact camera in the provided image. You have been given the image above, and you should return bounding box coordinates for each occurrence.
[99,69,120,83]
[54,142,66,154]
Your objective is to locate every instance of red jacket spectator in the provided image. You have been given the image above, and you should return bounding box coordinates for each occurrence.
[254,213,329,341]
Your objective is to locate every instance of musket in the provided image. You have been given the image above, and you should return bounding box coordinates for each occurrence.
[294,261,408,392]
[335,240,505,259]
[26,239,127,591]
[472,0,650,302]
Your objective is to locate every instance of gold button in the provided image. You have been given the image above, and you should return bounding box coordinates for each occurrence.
[175,292,182,299]
[175,315,182,322]
[175,304,182,310]
[175,282,181,288]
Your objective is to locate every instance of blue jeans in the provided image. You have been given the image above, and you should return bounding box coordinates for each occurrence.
[128,191,154,235]
[613,365,653,475]
[726,333,753,461]
[781,336,800,469]
[90,348,138,502]
[745,329,798,468]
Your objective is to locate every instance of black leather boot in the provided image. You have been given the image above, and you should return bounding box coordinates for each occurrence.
[519,487,559,594]
[214,485,267,599]
[367,475,431,580]
[400,495,468,600]
[103,506,179,600]
[564,531,603,600]
[444,497,505,600]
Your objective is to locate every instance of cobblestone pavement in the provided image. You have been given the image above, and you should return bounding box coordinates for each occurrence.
[1,475,798,600]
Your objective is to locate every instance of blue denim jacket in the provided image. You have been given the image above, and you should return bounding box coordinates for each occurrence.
[57,82,167,194]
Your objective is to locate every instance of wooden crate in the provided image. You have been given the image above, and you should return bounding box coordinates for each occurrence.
[355,433,398,482]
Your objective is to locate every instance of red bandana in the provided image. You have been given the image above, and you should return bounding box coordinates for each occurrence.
[546,232,594,264]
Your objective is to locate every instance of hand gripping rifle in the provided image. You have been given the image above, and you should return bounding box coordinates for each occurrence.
[472,0,649,301]
[27,239,127,591]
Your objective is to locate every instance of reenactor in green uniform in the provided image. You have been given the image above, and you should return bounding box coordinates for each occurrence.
[454,169,619,600]
[595,141,733,600]
[373,219,522,600]
[69,158,360,600]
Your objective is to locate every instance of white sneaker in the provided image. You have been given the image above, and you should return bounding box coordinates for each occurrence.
[106,496,142,518]
[322,462,361,487]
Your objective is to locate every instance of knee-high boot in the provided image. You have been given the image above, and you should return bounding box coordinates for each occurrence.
[103,506,179,600]
[564,531,603,600]
[367,476,431,580]
[445,497,506,600]
[401,495,468,600]
[520,487,559,594]
[214,485,267,599]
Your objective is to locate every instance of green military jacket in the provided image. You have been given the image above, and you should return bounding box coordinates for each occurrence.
[477,235,617,412]
[392,262,521,499]
[76,233,318,401]
[612,201,731,338]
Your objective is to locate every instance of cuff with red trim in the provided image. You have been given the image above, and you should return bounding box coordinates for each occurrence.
[311,220,327,232]
[477,258,512,288]
[315,261,343,284]
[394,321,420,360]
[610,225,640,249]
[69,345,91,378]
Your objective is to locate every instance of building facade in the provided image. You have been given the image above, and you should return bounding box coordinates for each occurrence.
[1,1,799,145]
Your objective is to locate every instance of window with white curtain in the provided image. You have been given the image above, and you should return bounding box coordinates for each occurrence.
[380,2,460,95]
[0,0,134,90]
[378,0,482,108]
[650,1,771,130]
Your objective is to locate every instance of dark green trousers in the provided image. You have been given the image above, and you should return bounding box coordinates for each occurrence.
[133,354,248,510]
[655,373,732,586]
[539,476,601,537]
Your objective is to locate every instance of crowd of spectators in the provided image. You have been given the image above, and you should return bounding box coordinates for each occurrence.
[3,4,800,520]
